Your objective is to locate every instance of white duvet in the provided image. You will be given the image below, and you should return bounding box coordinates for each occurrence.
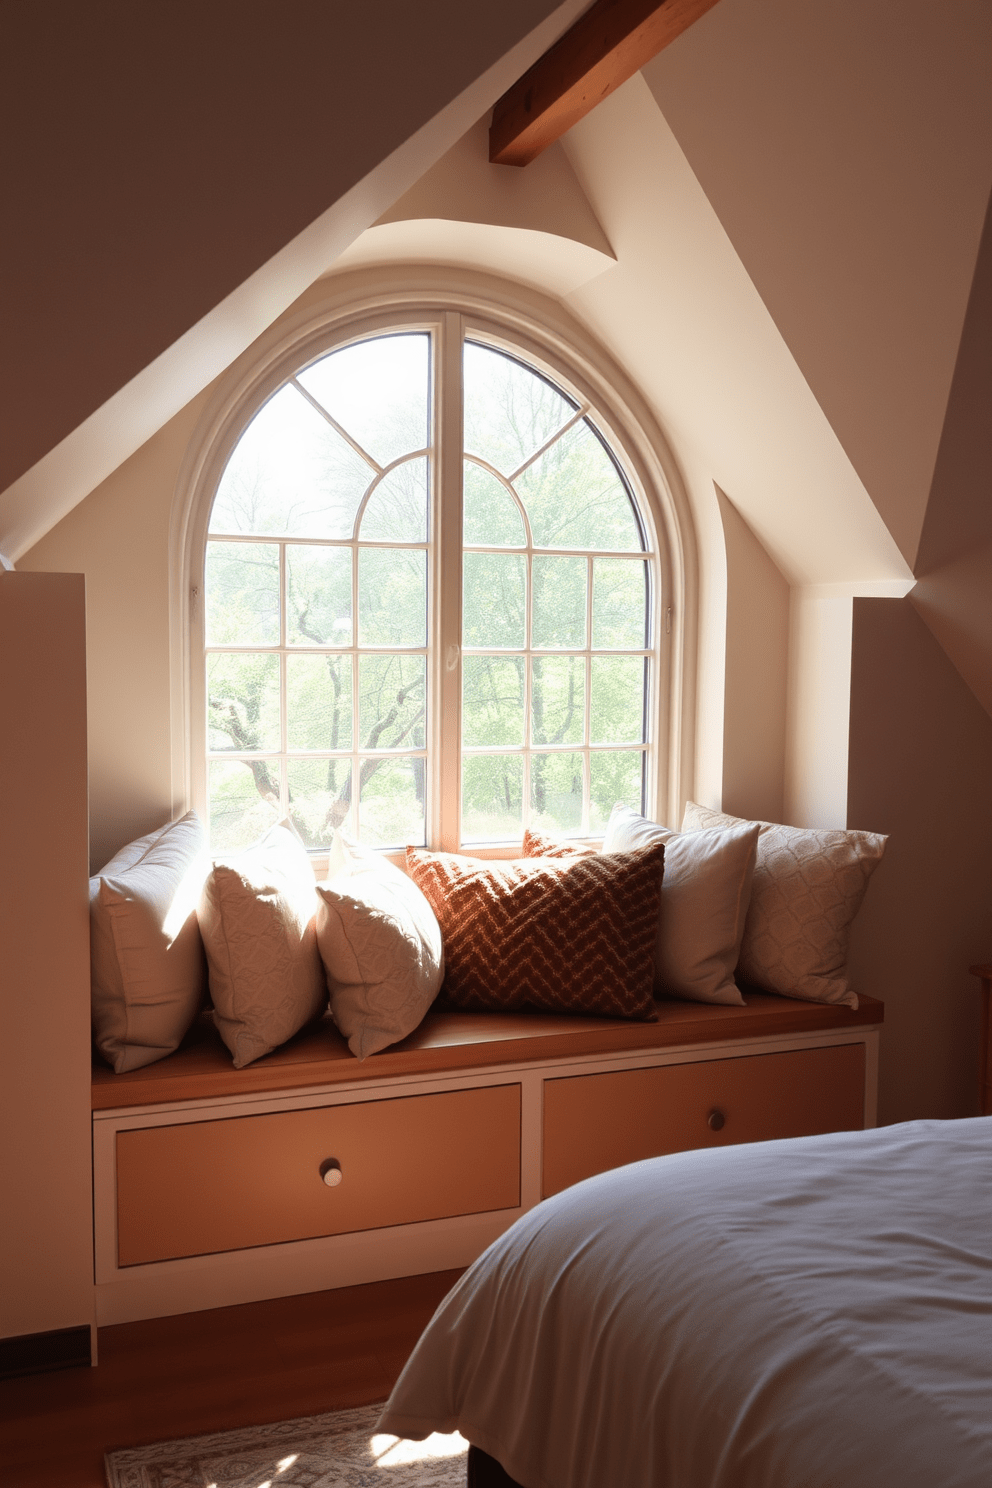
[379,1119,992,1488]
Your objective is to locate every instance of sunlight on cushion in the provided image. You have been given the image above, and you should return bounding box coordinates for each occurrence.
[371,1431,469,1464]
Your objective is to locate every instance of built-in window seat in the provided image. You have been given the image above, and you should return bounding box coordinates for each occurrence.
[92,993,883,1328]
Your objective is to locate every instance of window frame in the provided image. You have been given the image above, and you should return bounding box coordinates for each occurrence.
[173,280,693,858]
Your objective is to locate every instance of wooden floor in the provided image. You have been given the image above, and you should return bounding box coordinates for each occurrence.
[0,1270,462,1488]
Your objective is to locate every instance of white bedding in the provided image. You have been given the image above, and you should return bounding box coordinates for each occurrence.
[379,1119,992,1488]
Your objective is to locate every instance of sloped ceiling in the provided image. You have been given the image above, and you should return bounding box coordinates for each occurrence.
[0,0,589,563]
[642,0,992,571]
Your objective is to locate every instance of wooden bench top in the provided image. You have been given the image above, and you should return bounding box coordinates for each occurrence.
[92,992,883,1111]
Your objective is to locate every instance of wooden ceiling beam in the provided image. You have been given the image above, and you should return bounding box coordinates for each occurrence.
[490,0,722,166]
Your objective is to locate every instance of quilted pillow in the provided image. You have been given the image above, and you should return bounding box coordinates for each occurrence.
[682,803,887,1009]
[198,821,326,1068]
[405,841,665,1019]
[602,805,759,1006]
[315,840,443,1060]
[90,811,209,1073]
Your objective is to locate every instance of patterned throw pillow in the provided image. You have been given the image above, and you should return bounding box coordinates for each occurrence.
[405,841,665,1019]
[520,828,594,860]
[682,803,887,1009]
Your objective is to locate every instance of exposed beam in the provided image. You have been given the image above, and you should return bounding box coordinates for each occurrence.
[490,0,722,166]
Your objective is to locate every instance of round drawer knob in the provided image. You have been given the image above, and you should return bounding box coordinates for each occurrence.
[707,1109,726,1132]
[320,1159,343,1187]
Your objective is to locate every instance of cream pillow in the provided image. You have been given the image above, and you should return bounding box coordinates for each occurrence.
[198,821,326,1068]
[682,803,887,1009]
[90,811,208,1073]
[603,805,759,1006]
[315,839,443,1059]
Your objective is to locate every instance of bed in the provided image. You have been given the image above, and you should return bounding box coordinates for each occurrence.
[377,1117,992,1488]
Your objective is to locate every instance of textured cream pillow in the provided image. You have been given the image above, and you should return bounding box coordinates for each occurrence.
[198,822,326,1068]
[90,811,209,1073]
[682,803,887,1008]
[603,805,759,1006]
[315,840,443,1059]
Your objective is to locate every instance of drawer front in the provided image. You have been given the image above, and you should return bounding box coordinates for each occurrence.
[543,1043,865,1197]
[117,1083,521,1266]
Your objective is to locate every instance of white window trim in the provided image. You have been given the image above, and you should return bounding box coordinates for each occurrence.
[170,269,698,850]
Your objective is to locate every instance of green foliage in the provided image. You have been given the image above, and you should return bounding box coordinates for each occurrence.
[205,542,279,645]
[517,422,641,551]
[360,458,428,543]
[359,548,426,646]
[463,553,525,647]
[463,343,574,476]
[463,461,525,546]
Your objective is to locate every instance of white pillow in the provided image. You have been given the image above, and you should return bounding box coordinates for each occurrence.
[682,803,887,1009]
[603,804,759,1006]
[90,811,209,1073]
[198,821,326,1068]
[316,838,443,1059]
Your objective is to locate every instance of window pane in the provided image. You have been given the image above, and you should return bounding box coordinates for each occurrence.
[286,545,351,646]
[208,758,281,852]
[463,343,574,476]
[532,555,585,648]
[463,461,525,546]
[590,656,646,744]
[592,558,648,649]
[531,656,584,746]
[516,420,641,551]
[209,385,373,539]
[287,653,352,751]
[359,757,426,848]
[531,751,583,834]
[590,750,644,830]
[359,655,426,751]
[463,552,526,648]
[297,333,430,470]
[205,541,279,645]
[461,753,523,843]
[463,656,525,748]
[207,653,280,752]
[287,758,352,849]
[360,457,429,543]
[359,549,427,646]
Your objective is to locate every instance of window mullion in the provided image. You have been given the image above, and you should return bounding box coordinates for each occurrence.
[279,542,288,820]
[434,311,463,852]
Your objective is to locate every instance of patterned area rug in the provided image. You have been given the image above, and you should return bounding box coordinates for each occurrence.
[104,1402,468,1488]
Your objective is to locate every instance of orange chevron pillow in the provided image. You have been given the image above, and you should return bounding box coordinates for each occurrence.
[405,840,665,1019]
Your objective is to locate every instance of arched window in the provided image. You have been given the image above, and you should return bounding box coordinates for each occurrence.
[192,307,671,855]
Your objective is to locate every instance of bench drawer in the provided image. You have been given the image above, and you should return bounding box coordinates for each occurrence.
[117,1083,521,1265]
[543,1043,864,1196]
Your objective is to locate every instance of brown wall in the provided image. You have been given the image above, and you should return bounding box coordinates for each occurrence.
[0,574,93,1338]
[716,487,788,822]
[847,598,992,1124]
[911,189,992,718]
[0,0,569,495]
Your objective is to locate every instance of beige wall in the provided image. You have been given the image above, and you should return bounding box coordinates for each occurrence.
[847,598,992,1124]
[0,575,93,1338]
[717,487,788,823]
[19,392,210,872]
